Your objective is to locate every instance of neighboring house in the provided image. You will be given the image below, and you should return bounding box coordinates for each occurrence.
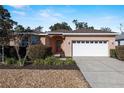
[116,32,124,46]
[39,29,117,57]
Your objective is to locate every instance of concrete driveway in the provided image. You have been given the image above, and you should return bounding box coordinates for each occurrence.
[74,57,124,88]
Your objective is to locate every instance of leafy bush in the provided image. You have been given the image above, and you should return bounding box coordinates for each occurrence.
[54,58,63,65]
[32,57,75,66]
[16,59,25,66]
[5,58,16,65]
[27,44,52,61]
[45,47,53,57]
[44,56,63,65]
[5,57,25,66]
[44,56,57,65]
[33,59,44,65]
[33,57,63,65]
[65,58,75,65]
[110,49,117,58]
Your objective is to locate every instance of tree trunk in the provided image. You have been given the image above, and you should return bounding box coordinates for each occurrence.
[23,47,29,64]
[23,35,32,64]
[15,46,21,61]
[2,45,4,63]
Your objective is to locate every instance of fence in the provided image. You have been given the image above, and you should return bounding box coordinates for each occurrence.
[116,45,124,60]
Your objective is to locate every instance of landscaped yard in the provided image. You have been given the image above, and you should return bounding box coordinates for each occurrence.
[0,44,90,88]
[0,68,90,88]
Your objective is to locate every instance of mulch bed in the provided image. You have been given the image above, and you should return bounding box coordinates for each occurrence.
[0,62,91,88]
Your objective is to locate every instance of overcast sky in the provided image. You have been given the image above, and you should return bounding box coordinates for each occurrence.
[4,5,124,32]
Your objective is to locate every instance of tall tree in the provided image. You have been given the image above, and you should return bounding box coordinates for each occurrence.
[0,5,17,63]
[14,25,25,32]
[49,22,72,31]
[100,27,112,32]
[13,25,25,65]
[34,26,43,32]
[72,19,94,30]
[13,25,33,66]
[25,26,32,32]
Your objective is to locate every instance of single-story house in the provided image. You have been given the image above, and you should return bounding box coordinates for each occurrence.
[39,29,117,57]
[116,32,124,46]
[9,29,117,57]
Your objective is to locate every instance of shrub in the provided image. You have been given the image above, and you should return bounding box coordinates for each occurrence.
[44,57,75,65]
[110,49,117,58]
[16,59,25,66]
[44,56,56,65]
[27,44,52,61]
[5,58,16,65]
[45,47,52,57]
[33,59,44,65]
[54,58,63,65]
[5,57,25,66]
[65,58,75,65]
[44,56,64,65]
[33,57,63,66]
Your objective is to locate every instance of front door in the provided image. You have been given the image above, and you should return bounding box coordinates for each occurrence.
[56,40,62,53]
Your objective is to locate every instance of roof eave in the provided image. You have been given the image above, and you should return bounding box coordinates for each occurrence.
[63,33,118,36]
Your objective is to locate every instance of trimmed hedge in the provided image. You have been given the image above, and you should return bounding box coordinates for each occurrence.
[116,45,124,60]
[27,44,52,61]
[110,49,117,58]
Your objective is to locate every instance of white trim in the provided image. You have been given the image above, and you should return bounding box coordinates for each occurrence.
[35,33,48,35]
[47,32,63,35]
[15,32,117,36]
[14,32,47,36]
[63,33,117,36]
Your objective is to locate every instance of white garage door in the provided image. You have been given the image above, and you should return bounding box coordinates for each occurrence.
[72,40,109,56]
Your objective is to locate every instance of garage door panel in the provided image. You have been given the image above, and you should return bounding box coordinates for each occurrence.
[72,41,109,56]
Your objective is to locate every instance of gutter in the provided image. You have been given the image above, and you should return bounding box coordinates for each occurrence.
[63,33,118,36]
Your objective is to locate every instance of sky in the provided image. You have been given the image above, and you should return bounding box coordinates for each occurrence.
[4,5,124,32]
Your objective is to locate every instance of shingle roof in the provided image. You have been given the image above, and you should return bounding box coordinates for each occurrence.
[48,28,116,33]
[73,28,115,33]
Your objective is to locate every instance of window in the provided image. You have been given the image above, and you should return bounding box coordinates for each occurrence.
[81,41,85,43]
[86,41,89,43]
[90,41,93,43]
[99,41,102,43]
[103,41,107,43]
[72,41,76,43]
[95,41,98,43]
[77,41,80,43]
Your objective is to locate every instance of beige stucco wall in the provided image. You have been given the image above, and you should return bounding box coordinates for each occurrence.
[61,35,116,57]
[40,36,46,45]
